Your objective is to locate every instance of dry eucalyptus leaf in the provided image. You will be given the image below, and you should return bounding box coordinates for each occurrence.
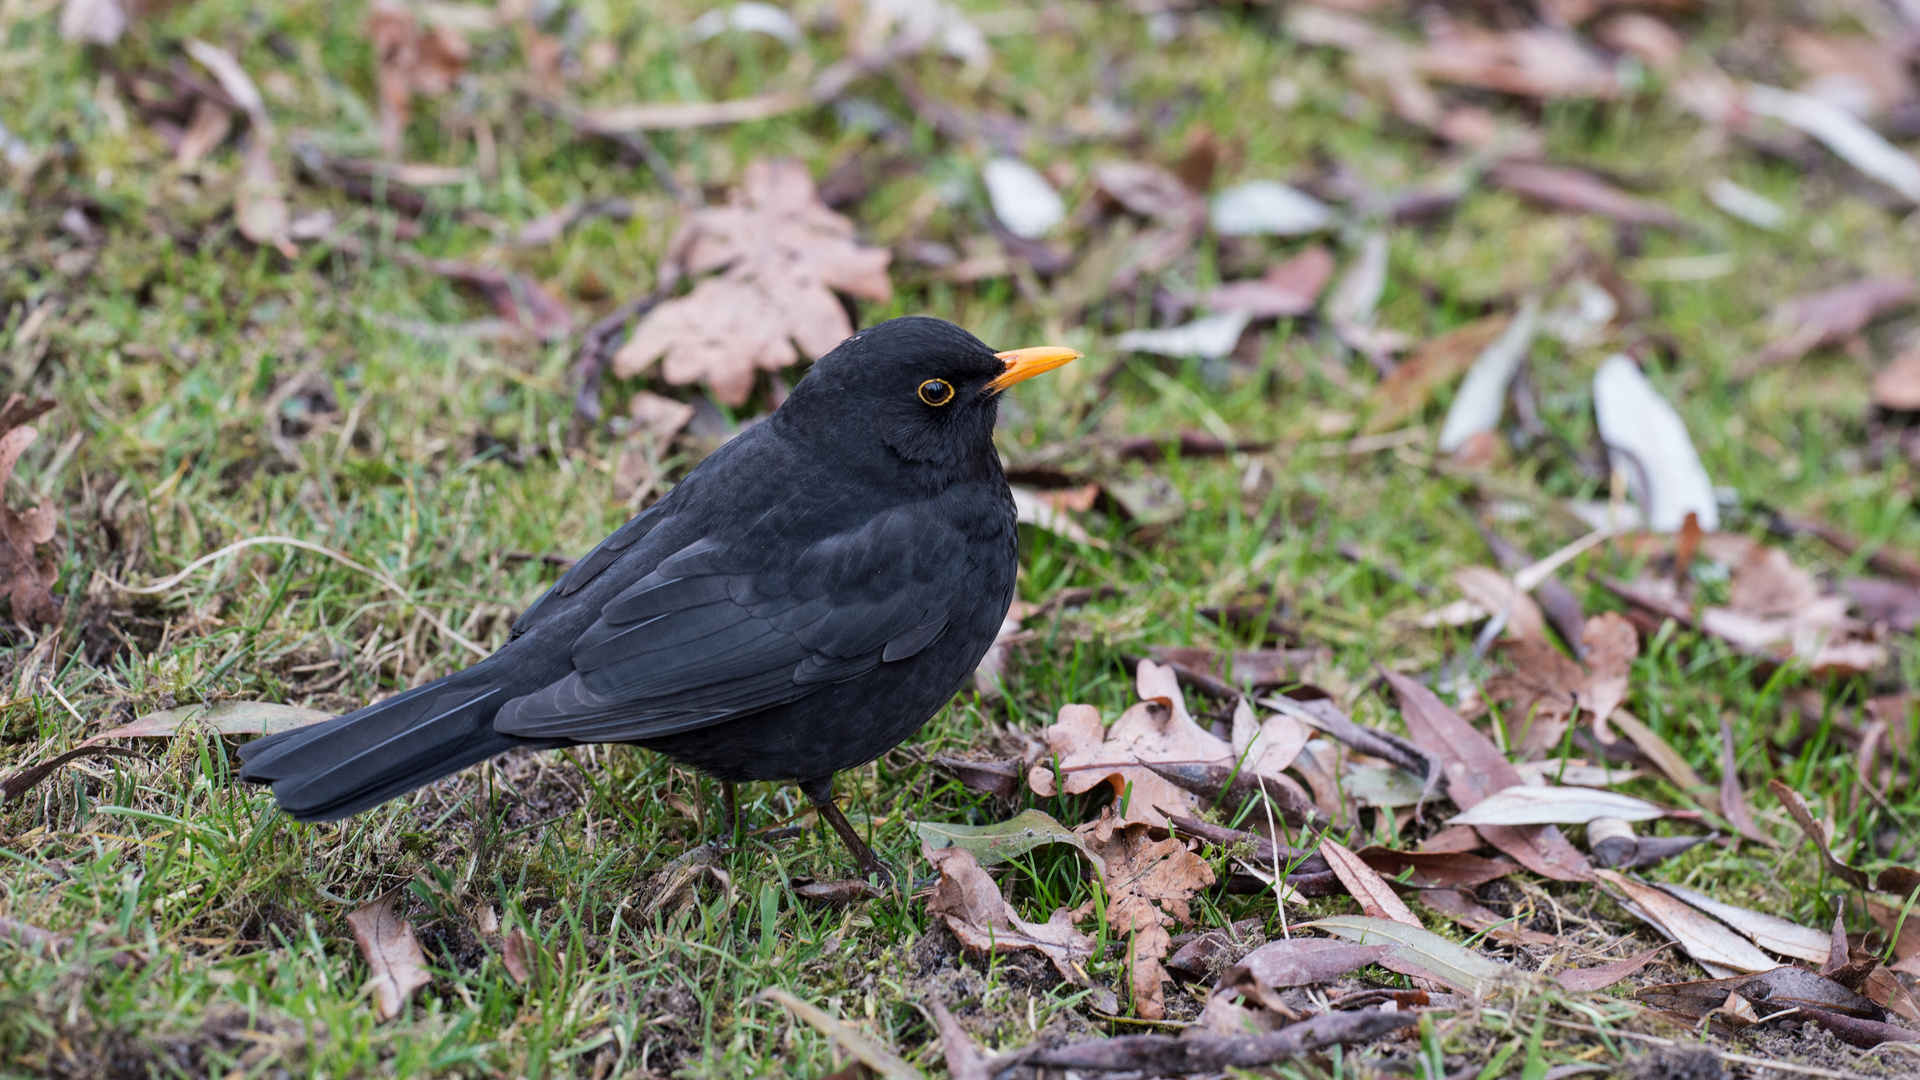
[614,160,893,406]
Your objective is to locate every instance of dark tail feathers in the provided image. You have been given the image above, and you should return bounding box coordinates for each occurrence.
[238,663,558,821]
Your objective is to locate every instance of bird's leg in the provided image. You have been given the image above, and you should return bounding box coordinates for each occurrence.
[799,774,893,885]
[722,781,741,846]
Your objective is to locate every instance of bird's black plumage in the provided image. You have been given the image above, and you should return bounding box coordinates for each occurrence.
[238,316,1069,875]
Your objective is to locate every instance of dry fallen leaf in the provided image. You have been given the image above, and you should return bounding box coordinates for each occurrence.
[502,927,538,985]
[1364,316,1509,433]
[1596,869,1779,974]
[1072,811,1215,1020]
[1212,937,1389,1014]
[346,886,433,1022]
[59,0,127,45]
[923,843,1097,987]
[1027,664,1232,828]
[0,395,61,626]
[1388,671,1594,882]
[1747,278,1914,373]
[1487,162,1683,228]
[1416,18,1619,100]
[614,159,893,406]
[1872,348,1920,411]
[1418,888,1555,946]
[1319,838,1420,928]
[1204,246,1336,319]
[368,1,470,158]
[184,40,297,258]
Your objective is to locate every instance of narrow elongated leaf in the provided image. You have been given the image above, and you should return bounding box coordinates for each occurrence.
[760,988,926,1080]
[1554,944,1672,992]
[1303,915,1508,996]
[81,701,334,747]
[1319,838,1421,928]
[914,809,1099,872]
[1595,870,1778,973]
[1768,779,1871,889]
[1651,882,1830,963]
[1447,785,1666,826]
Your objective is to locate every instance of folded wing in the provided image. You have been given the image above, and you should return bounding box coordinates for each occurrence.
[493,504,963,742]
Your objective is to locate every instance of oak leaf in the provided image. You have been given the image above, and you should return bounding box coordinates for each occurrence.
[613,160,893,406]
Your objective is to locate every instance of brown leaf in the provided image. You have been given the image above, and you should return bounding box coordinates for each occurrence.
[931,757,1024,799]
[1872,348,1920,411]
[59,0,128,44]
[923,844,1096,987]
[175,97,233,169]
[1364,317,1509,434]
[1028,662,1234,828]
[614,160,892,406]
[1554,944,1673,992]
[0,395,61,625]
[1749,278,1915,372]
[1863,966,1920,1024]
[1487,161,1683,228]
[1214,937,1390,1013]
[1650,882,1831,964]
[1,745,145,803]
[1866,896,1920,961]
[1639,965,1887,1030]
[1416,21,1619,100]
[1072,813,1216,1020]
[1717,715,1768,844]
[502,928,536,985]
[82,701,333,747]
[1092,160,1205,225]
[1417,888,1555,946]
[1204,247,1336,318]
[1355,848,1517,890]
[1578,613,1637,733]
[793,878,884,904]
[1768,779,1872,890]
[1387,671,1594,882]
[346,886,433,1022]
[1729,546,1821,617]
[368,1,470,158]
[1452,565,1546,640]
[1319,838,1420,928]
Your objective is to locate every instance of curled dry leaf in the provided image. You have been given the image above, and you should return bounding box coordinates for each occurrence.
[923,843,1098,988]
[1213,937,1390,1014]
[0,396,61,625]
[1767,779,1871,889]
[1595,869,1778,974]
[1486,613,1637,750]
[367,1,469,158]
[346,886,433,1022]
[614,159,893,406]
[1028,662,1232,827]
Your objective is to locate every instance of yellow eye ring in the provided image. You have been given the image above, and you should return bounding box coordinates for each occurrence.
[918,379,955,406]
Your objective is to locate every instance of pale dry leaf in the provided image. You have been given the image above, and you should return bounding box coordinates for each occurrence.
[60,0,128,44]
[1319,838,1420,928]
[1448,785,1666,826]
[346,886,433,1022]
[1305,915,1510,996]
[1745,84,1920,205]
[1436,298,1541,454]
[1595,869,1779,974]
[983,158,1064,240]
[614,160,893,406]
[175,98,233,169]
[1650,882,1830,964]
[1593,354,1718,531]
[502,928,536,985]
[1093,160,1205,225]
[1415,21,1618,100]
[1873,349,1920,411]
[1785,31,1914,118]
[1578,612,1638,734]
[1452,565,1546,640]
[1209,181,1333,236]
[1113,311,1251,360]
[81,701,332,747]
[1027,670,1233,828]
[0,396,61,626]
[1364,315,1508,433]
[924,844,1095,986]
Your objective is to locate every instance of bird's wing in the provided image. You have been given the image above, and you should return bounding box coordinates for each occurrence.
[492,504,966,742]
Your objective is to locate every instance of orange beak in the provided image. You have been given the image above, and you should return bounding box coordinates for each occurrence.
[986,346,1080,393]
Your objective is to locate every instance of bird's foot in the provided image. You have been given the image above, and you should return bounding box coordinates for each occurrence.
[801,776,896,889]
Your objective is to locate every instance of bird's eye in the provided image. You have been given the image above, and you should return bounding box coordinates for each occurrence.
[917,379,955,406]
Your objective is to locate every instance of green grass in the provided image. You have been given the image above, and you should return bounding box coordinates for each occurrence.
[3,0,1919,1076]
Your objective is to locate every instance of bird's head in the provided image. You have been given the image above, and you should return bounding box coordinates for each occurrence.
[778,316,1078,473]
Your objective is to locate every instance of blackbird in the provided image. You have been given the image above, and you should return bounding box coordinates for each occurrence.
[238,316,1076,878]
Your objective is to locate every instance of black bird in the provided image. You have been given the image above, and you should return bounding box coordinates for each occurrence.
[238,317,1076,878]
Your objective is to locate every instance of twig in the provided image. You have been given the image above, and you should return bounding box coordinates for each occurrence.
[568,289,668,433]
[1541,1017,1883,1080]
[95,536,490,659]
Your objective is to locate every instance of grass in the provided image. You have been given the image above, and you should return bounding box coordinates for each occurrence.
[2,0,1919,1076]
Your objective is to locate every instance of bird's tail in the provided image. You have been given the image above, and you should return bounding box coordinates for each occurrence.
[237,661,557,822]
